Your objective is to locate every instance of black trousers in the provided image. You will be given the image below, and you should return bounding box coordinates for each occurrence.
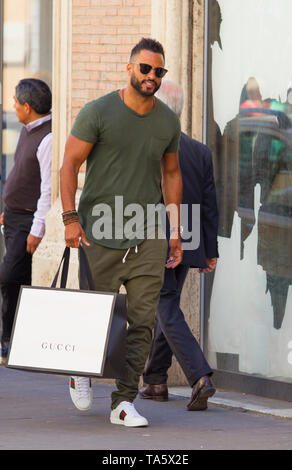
[0,209,33,343]
[143,265,213,387]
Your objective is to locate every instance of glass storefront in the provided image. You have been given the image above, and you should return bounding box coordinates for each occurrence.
[1,0,52,192]
[204,0,292,397]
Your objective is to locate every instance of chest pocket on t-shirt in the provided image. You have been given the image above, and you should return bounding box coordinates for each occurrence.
[149,136,170,161]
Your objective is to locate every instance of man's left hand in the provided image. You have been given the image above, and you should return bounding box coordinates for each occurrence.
[26,234,43,255]
[165,238,183,269]
[199,257,217,273]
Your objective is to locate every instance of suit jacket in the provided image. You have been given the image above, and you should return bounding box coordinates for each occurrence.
[165,132,219,268]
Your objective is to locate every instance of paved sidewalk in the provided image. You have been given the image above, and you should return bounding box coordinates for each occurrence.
[0,366,292,451]
[169,386,292,419]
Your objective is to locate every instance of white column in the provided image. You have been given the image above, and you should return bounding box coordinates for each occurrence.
[191,0,205,141]
[165,0,182,83]
[181,0,192,135]
[33,0,77,289]
[151,0,191,133]
[52,0,72,202]
[151,0,166,46]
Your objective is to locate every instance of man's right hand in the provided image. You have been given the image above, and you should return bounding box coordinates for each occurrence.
[65,222,90,248]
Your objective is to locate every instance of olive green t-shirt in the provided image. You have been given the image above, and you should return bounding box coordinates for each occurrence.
[71,90,181,249]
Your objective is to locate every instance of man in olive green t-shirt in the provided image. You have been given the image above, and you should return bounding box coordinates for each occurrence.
[60,37,183,427]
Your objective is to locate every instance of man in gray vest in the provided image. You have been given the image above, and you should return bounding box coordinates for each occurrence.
[0,78,52,361]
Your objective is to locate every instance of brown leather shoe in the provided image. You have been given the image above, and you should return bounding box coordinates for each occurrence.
[187,375,216,411]
[139,384,168,401]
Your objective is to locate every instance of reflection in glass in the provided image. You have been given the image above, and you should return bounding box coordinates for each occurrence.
[205,0,292,383]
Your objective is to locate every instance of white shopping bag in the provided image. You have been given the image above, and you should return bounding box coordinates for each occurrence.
[7,247,127,378]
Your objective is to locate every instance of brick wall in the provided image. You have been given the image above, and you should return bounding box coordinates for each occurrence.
[72,0,151,121]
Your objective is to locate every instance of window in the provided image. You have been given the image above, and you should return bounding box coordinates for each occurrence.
[1,0,52,189]
[205,0,292,385]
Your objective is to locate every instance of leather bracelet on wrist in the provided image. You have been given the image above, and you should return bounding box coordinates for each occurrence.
[62,210,77,217]
[63,216,79,226]
[62,210,79,226]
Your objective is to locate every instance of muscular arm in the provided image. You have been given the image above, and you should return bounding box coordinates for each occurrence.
[60,134,94,247]
[61,134,93,211]
[161,152,183,268]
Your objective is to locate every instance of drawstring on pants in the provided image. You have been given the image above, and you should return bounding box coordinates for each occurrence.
[122,245,139,263]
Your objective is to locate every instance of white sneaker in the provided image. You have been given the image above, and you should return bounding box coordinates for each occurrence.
[69,376,93,411]
[110,401,148,427]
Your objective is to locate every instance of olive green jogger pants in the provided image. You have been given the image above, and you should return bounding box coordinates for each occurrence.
[83,236,167,409]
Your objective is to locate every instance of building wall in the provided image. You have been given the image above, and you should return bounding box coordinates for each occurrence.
[71,0,151,121]
[33,0,205,387]
[35,0,152,291]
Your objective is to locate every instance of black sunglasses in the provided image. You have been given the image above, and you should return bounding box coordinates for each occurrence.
[131,62,168,79]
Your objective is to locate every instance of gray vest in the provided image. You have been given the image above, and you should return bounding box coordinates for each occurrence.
[3,119,51,213]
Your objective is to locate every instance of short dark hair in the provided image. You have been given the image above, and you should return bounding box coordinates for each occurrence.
[15,78,52,115]
[130,37,165,61]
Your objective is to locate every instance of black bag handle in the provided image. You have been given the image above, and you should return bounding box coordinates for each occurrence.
[51,246,95,291]
[51,247,70,288]
[79,245,95,291]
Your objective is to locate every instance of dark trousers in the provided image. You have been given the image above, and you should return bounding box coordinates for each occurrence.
[143,265,213,387]
[0,209,33,343]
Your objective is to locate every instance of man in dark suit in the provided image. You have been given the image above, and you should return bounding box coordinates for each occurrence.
[140,81,219,410]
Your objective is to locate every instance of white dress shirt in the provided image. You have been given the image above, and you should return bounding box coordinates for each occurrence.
[25,113,52,238]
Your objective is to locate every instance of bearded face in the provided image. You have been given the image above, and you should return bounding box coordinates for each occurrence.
[129,50,165,97]
[130,70,161,97]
